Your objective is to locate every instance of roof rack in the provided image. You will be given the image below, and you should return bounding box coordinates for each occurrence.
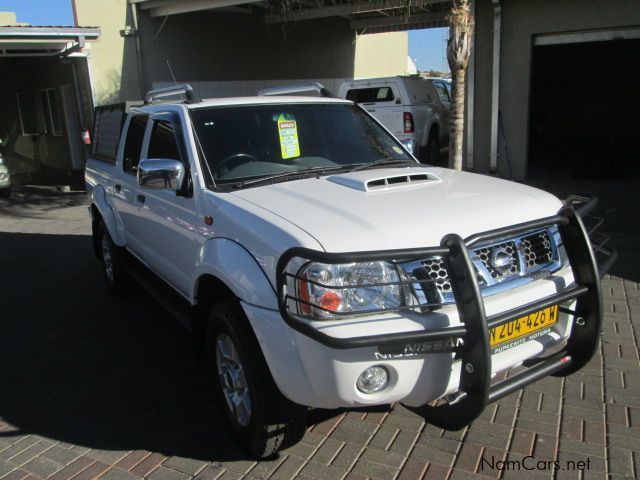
[258,82,333,97]
[144,84,200,104]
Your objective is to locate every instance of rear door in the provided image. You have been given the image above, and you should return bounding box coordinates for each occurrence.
[402,79,434,146]
[345,84,404,136]
[110,113,150,256]
[431,81,451,141]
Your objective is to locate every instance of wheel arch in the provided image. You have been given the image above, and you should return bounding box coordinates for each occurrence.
[90,204,102,258]
[420,119,439,147]
[195,273,237,312]
[191,238,277,308]
[90,185,126,248]
[191,238,278,362]
[192,273,238,363]
[428,122,440,144]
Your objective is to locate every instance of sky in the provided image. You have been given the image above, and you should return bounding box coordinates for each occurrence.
[409,27,450,73]
[2,1,448,72]
[0,0,74,25]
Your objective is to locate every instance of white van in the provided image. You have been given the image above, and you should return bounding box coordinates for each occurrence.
[338,76,451,162]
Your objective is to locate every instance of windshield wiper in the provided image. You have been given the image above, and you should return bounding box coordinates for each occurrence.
[348,158,419,173]
[231,165,347,189]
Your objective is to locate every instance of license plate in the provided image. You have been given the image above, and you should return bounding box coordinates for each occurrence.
[490,305,559,350]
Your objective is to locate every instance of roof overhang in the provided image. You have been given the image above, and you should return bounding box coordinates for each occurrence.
[131,0,450,33]
[0,26,100,58]
[131,0,263,17]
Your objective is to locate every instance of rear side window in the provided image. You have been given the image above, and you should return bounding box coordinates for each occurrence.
[433,82,450,103]
[346,86,395,103]
[123,115,149,174]
[93,104,126,164]
[148,120,181,161]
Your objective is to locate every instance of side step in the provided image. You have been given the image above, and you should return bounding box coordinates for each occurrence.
[124,255,194,332]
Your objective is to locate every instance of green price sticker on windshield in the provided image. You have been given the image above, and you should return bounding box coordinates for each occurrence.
[277,113,300,160]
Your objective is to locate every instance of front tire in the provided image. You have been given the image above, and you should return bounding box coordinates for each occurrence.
[206,300,307,458]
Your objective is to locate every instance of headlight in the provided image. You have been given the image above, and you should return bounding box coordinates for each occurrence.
[0,172,6,181]
[296,261,403,318]
[400,139,416,155]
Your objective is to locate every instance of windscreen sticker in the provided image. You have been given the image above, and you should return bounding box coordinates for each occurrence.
[392,146,403,154]
[277,113,300,160]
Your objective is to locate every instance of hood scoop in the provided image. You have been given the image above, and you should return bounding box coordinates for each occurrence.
[328,171,441,192]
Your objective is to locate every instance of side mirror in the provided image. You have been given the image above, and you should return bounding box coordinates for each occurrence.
[137,158,185,191]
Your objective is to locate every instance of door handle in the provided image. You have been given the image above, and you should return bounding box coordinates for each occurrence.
[136,194,145,204]
[114,184,121,193]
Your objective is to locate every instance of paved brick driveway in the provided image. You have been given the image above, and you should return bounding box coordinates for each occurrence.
[0,181,638,480]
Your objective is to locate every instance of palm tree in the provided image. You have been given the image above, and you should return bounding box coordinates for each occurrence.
[447,0,473,171]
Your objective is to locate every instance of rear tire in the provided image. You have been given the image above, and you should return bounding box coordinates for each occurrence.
[206,300,307,458]
[96,220,128,294]
[421,130,440,164]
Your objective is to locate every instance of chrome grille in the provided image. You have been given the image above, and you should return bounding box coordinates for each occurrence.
[521,231,554,268]
[473,240,520,282]
[402,227,563,305]
[420,258,452,293]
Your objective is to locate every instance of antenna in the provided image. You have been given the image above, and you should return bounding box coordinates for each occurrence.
[166,60,185,102]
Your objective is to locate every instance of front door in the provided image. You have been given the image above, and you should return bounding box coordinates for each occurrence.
[132,112,200,296]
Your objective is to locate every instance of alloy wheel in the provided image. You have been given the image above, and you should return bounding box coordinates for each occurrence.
[216,333,252,427]
[101,235,114,282]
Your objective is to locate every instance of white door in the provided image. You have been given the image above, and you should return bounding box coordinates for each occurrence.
[432,81,451,143]
[109,113,151,257]
[132,113,200,296]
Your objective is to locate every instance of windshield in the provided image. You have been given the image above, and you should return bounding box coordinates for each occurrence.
[190,103,414,186]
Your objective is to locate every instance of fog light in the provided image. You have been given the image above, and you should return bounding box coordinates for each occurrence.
[356,366,389,394]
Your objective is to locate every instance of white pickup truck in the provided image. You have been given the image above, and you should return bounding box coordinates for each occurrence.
[85,84,614,458]
[338,76,451,162]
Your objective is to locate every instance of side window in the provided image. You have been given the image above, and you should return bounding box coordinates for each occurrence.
[433,82,450,103]
[17,92,43,135]
[346,87,395,103]
[148,120,181,160]
[123,115,149,174]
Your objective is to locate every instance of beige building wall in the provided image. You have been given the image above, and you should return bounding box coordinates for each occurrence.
[74,0,355,104]
[0,11,29,25]
[73,0,142,105]
[354,32,409,79]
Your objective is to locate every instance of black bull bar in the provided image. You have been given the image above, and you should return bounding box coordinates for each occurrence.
[276,195,617,430]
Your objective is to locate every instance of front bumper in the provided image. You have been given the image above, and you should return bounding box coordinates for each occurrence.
[244,267,575,410]
[270,195,616,428]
